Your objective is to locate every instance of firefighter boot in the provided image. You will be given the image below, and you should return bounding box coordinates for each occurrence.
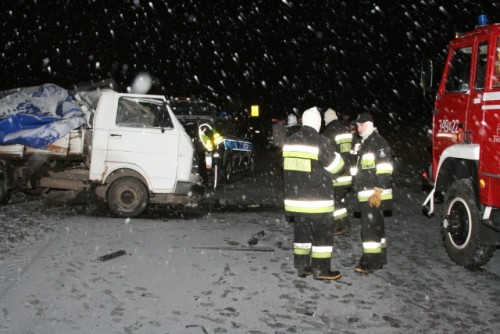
[332,216,351,235]
[354,255,374,274]
[313,270,342,281]
[297,266,313,278]
[311,258,342,280]
[354,265,373,275]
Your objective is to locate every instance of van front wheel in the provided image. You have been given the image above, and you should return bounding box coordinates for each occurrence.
[107,177,149,218]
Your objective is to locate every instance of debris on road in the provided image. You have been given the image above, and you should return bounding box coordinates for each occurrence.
[247,230,265,245]
[96,249,127,262]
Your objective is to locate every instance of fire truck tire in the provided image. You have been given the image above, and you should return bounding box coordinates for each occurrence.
[107,177,149,218]
[442,179,495,268]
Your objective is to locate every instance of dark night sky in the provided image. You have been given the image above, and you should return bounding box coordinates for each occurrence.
[1,1,500,136]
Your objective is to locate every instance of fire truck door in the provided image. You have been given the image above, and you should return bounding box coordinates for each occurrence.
[479,36,500,207]
[434,42,473,170]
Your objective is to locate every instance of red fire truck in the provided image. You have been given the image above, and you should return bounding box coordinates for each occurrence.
[422,15,500,268]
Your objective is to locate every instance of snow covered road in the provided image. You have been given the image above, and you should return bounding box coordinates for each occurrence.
[0,166,499,333]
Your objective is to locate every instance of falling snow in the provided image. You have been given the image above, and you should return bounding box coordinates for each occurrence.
[1,2,500,332]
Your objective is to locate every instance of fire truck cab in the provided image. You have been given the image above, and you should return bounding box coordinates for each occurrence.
[422,15,500,268]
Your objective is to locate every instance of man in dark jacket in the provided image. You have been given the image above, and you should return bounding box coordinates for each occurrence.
[283,107,345,280]
[322,108,354,235]
[352,113,394,274]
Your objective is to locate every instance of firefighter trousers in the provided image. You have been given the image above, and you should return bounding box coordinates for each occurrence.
[359,203,387,269]
[333,186,351,232]
[293,213,334,273]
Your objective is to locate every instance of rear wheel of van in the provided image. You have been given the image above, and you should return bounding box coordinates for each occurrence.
[107,177,149,218]
[442,179,495,269]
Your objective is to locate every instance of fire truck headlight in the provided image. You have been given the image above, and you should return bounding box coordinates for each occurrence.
[479,178,486,189]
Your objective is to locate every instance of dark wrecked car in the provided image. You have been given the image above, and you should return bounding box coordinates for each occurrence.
[169,98,255,187]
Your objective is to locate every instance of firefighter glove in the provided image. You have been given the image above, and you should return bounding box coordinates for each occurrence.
[368,187,382,208]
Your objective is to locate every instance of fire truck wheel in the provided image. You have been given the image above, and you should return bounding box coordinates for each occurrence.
[107,177,149,218]
[442,179,495,268]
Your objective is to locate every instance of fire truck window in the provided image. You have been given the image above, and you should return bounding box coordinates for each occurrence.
[475,42,488,90]
[445,46,472,93]
[493,37,500,88]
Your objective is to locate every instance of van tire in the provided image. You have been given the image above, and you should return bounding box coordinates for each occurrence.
[107,177,149,218]
[442,179,495,268]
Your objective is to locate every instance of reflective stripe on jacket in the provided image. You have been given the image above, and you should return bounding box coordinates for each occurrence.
[353,130,394,210]
[283,126,344,214]
[322,120,354,188]
[357,188,393,202]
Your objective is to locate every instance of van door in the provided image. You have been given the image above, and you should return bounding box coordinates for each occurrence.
[106,96,179,192]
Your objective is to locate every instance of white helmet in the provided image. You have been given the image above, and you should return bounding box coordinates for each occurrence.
[302,107,321,132]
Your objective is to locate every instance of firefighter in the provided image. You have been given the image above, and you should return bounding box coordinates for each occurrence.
[200,124,224,188]
[322,108,353,235]
[283,107,344,280]
[352,113,394,274]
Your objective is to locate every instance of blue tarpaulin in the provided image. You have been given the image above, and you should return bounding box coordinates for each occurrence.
[0,83,87,148]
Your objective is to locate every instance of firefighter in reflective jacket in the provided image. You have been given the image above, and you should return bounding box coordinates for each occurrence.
[283,107,344,280]
[322,108,353,235]
[352,113,394,274]
[200,125,223,152]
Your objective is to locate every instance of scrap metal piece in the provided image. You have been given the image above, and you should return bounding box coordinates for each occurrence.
[247,230,265,245]
[96,250,127,262]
